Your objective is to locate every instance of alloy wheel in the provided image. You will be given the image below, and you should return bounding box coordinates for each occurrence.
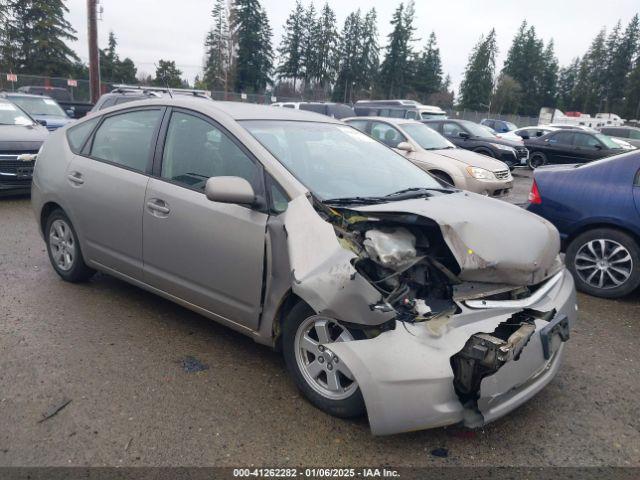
[294,316,358,400]
[49,219,76,271]
[574,239,633,290]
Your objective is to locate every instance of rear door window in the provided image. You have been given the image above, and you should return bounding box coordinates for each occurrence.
[67,117,100,153]
[548,132,574,146]
[90,109,162,172]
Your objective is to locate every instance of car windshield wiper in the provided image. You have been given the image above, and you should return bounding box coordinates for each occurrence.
[322,196,387,206]
[384,187,453,199]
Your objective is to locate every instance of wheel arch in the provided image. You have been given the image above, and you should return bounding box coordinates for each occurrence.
[564,221,640,251]
[270,290,314,352]
[428,169,455,185]
[40,201,64,236]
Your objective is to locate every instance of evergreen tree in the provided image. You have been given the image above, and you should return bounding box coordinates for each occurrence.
[231,0,273,93]
[492,73,522,114]
[357,8,379,96]
[300,2,317,89]
[0,0,19,72]
[203,0,231,91]
[9,0,79,76]
[458,29,498,111]
[313,3,338,93]
[605,15,640,112]
[502,21,550,115]
[99,31,137,83]
[332,10,363,102]
[411,32,443,103]
[276,0,305,91]
[539,40,559,108]
[624,60,640,120]
[573,28,608,113]
[557,57,580,111]
[153,59,184,88]
[377,1,416,98]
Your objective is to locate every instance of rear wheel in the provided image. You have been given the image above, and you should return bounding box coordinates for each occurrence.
[282,302,365,418]
[528,151,547,169]
[45,209,95,282]
[566,228,640,298]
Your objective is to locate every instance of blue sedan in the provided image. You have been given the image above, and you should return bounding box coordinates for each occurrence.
[527,150,640,298]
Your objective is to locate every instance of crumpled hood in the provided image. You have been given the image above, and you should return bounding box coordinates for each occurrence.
[353,191,561,286]
[432,148,510,171]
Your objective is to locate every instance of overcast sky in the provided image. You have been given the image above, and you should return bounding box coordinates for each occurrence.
[66,0,640,92]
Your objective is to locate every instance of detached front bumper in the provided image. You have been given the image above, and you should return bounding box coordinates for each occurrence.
[328,269,577,435]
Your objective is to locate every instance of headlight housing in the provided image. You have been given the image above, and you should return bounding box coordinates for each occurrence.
[490,143,516,153]
[466,166,495,180]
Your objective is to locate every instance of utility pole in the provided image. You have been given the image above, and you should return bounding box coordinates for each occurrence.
[87,0,100,103]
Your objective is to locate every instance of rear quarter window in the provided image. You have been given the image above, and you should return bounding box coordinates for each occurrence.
[67,117,100,153]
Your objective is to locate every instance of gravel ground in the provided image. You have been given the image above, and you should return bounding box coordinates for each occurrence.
[1,176,639,467]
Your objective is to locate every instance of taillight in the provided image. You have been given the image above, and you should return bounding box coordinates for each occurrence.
[528,179,542,204]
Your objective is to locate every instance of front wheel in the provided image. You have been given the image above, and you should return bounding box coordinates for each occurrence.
[282,303,365,418]
[528,152,547,169]
[566,228,640,298]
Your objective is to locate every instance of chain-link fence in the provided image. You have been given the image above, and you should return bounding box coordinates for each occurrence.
[0,72,95,102]
[446,109,539,128]
[0,73,541,127]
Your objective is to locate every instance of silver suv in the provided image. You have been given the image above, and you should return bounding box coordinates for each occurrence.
[32,98,577,435]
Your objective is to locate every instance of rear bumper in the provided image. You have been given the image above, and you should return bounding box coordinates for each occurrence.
[328,269,577,435]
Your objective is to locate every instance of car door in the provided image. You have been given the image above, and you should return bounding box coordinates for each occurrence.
[65,107,164,279]
[574,133,607,162]
[142,108,268,330]
[543,131,576,163]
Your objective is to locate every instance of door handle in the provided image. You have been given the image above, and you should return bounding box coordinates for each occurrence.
[67,171,84,185]
[146,199,170,215]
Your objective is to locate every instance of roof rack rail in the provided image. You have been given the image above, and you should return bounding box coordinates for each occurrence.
[110,84,211,98]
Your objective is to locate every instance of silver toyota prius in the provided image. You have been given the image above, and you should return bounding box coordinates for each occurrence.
[32,98,577,435]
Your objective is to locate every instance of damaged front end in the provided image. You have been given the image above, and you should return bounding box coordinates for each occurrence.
[281,193,577,435]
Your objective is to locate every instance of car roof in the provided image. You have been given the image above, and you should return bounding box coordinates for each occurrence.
[2,92,53,99]
[343,116,421,126]
[97,97,342,123]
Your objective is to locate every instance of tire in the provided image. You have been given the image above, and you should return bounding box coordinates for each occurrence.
[431,171,454,186]
[528,152,547,170]
[45,209,95,283]
[566,228,640,299]
[282,302,366,418]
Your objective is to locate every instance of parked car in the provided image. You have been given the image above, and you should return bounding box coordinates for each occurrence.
[480,118,517,133]
[344,116,513,197]
[525,129,624,168]
[0,92,74,131]
[354,99,447,120]
[422,119,529,168]
[270,101,354,119]
[32,98,576,435]
[0,98,48,195]
[91,85,211,112]
[17,85,94,119]
[527,151,640,298]
[546,123,635,150]
[498,125,559,142]
[599,126,640,148]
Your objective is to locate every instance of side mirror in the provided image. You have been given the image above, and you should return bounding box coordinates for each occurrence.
[458,131,470,139]
[37,119,47,127]
[396,141,414,152]
[205,176,256,206]
[520,133,530,140]
[594,144,603,150]
[66,109,75,117]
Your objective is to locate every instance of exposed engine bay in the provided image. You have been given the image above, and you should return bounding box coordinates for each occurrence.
[277,194,575,434]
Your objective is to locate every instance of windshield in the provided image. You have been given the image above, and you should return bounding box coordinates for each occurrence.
[420,112,447,120]
[596,133,622,149]
[464,121,497,138]
[0,102,34,126]
[9,96,67,117]
[241,120,444,201]
[401,123,455,150]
